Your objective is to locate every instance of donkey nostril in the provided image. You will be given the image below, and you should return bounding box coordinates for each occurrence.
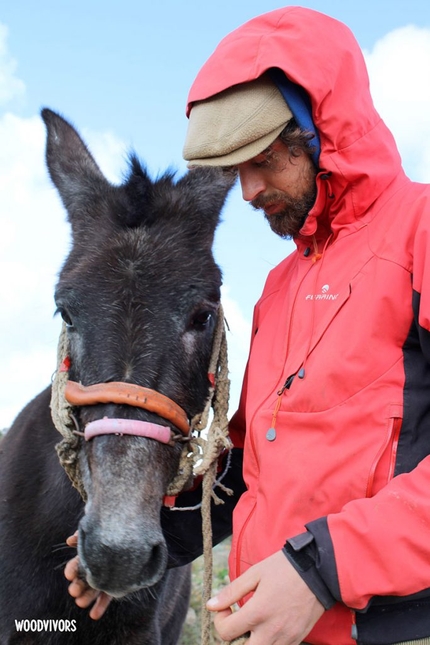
[150,543,163,565]
[141,541,167,584]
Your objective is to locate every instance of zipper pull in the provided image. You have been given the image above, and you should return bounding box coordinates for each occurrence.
[351,610,358,640]
[268,371,305,441]
[277,374,295,395]
[268,374,297,441]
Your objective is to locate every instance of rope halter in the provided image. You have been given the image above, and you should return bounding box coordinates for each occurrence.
[50,303,232,501]
[50,304,232,645]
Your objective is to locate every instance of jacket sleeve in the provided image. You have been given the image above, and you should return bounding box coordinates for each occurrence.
[285,251,430,613]
[303,455,430,610]
[161,447,246,568]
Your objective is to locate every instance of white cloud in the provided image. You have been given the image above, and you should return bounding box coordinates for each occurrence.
[364,25,430,182]
[0,111,126,429]
[0,23,25,106]
[83,128,127,184]
[221,286,252,413]
[0,113,61,428]
[2,21,430,430]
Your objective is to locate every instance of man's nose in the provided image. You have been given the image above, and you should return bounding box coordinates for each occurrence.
[238,166,266,202]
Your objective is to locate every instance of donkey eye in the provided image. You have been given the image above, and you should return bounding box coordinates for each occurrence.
[56,307,74,329]
[191,311,213,330]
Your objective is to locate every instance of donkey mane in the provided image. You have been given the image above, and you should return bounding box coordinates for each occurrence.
[121,155,217,229]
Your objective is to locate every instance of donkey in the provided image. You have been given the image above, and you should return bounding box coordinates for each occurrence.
[0,109,235,644]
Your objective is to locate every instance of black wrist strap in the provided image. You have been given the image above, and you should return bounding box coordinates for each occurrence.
[283,532,336,610]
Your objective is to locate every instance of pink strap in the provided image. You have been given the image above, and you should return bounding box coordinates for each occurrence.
[84,417,172,444]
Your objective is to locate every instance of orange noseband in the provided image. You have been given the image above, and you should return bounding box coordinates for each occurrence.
[64,380,190,436]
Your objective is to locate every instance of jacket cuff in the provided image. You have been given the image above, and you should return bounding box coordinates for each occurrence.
[162,447,246,568]
[306,516,342,602]
[283,528,337,610]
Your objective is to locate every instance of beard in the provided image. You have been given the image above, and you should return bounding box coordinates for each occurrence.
[251,183,317,239]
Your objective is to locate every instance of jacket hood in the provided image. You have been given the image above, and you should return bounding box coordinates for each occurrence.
[186,6,405,238]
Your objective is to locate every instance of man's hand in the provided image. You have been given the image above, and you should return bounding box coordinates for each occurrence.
[206,550,325,645]
[64,532,113,620]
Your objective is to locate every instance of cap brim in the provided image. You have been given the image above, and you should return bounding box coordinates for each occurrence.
[186,124,286,168]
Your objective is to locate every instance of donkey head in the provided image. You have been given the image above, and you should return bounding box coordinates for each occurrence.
[42,109,235,596]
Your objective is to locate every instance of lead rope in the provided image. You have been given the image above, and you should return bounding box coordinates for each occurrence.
[50,306,234,645]
[165,306,233,645]
[198,309,231,645]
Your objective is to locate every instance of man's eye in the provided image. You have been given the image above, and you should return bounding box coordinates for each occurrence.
[253,151,274,167]
[254,158,269,168]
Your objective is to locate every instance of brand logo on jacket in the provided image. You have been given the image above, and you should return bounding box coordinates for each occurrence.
[305,284,339,301]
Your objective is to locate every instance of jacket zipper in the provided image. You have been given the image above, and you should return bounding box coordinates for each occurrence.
[355,415,402,636]
[234,502,257,584]
[366,416,402,497]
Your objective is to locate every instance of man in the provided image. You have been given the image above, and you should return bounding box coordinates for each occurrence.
[67,7,430,645]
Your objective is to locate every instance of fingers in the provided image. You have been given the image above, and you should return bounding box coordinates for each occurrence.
[64,557,98,608]
[89,593,113,620]
[66,531,78,548]
[65,560,110,616]
[213,608,247,644]
[207,552,325,645]
[64,552,113,619]
[68,580,99,609]
[64,555,80,582]
[67,574,112,619]
[206,569,260,643]
[207,566,259,612]
[212,600,258,644]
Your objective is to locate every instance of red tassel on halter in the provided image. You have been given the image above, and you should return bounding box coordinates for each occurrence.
[162,495,177,508]
[59,356,71,372]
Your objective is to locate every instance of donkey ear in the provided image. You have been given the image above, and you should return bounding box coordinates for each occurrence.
[41,108,112,233]
[177,166,237,245]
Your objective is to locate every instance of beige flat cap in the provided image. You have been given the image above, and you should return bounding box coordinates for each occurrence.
[183,75,293,167]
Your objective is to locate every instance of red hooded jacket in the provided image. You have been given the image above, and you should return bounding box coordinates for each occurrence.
[187,7,430,644]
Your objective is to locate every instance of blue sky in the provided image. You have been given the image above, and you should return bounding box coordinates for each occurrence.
[1,0,430,428]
